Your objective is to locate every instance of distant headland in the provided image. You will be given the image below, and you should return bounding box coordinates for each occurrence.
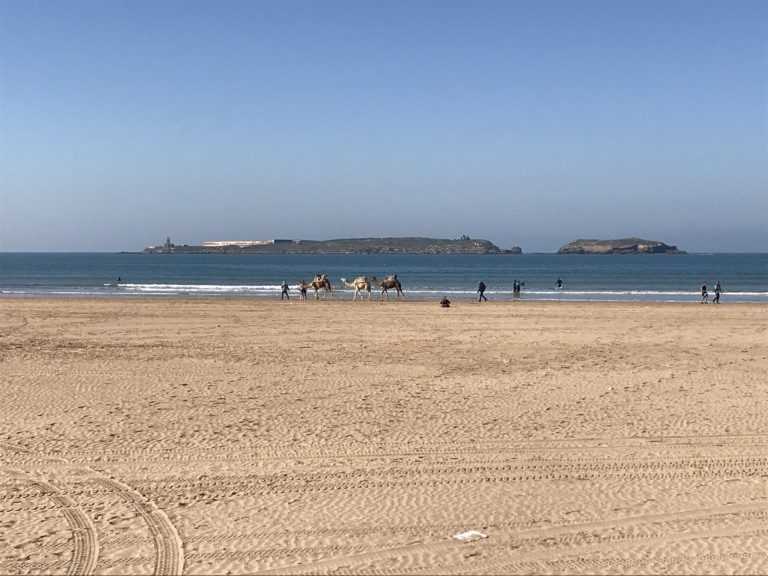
[558,238,685,255]
[143,236,523,255]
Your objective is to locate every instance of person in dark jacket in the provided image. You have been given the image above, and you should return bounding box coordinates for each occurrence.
[477,281,487,302]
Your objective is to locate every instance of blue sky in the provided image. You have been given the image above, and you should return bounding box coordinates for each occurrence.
[1,0,766,252]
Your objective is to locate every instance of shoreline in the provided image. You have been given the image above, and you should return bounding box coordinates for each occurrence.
[2,296,768,311]
[2,294,767,305]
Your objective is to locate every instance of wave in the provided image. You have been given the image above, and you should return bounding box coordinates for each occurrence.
[119,283,285,293]
[4,283,767,301]
[103,284,768,298]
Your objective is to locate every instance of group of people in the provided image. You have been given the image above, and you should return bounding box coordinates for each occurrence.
[476,278,555,302]
[701,281,723,304]
[281,276,726,304]
[281,274,325,300]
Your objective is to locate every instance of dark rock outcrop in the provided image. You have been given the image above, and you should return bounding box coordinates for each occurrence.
[558,238,684,254]
[145,237,520,255]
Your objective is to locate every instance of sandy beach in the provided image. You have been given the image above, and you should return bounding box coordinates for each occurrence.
[2,297,767,575]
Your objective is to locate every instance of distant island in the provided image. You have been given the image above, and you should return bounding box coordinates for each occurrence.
[143,236,523,255]
[558,238,685,255]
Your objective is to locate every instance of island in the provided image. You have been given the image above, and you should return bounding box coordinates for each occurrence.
[557,238,684,255]
[143,236,523,255]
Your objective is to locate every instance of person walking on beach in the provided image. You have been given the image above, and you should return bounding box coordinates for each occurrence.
[701,284,709,304]
[477,281,487,302]
[281,281,290,300]
[299,281,308,301]
[713,281,722,304]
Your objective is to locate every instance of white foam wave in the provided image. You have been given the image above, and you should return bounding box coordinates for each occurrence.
[4,283,767,301]
[120,283,285,293]
[102,284,768,298]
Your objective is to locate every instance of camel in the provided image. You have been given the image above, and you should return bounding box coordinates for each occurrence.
[309,274,332,299]
[340,276,372,300]
[373,274,404,299]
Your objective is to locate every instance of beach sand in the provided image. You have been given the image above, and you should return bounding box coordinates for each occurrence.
[2,298,768,575]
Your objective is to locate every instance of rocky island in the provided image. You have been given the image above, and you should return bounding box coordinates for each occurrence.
[558,238,684,254]
[144,236,523,255]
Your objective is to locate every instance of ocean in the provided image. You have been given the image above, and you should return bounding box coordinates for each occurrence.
[1,252,766,302]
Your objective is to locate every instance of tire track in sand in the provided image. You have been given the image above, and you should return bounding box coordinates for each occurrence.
[2,443,183,576]
[252,502,768,575]
[6,470,99,576]
[91,477,184,576]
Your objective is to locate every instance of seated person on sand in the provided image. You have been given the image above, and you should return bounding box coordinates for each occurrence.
[440,297,451,308]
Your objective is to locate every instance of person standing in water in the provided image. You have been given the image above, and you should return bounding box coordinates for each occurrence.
[477,281,487,302]
[556,277,564,290]
[701,284,709,304]
[281,281,290,300]
[713,281,722,304]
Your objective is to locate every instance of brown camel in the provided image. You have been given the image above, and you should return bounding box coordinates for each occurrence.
[373,274,404,299]
[309,274,332,299]
[340,276,372,300]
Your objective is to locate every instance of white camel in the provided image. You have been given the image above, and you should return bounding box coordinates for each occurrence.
[340,276,372,300]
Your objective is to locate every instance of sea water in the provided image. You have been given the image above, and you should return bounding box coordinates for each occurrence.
[1,252,767,302]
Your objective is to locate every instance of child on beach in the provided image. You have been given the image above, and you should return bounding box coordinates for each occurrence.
[701,284,709,304]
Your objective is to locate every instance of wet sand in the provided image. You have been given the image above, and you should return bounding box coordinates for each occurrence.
[2,298,768,575]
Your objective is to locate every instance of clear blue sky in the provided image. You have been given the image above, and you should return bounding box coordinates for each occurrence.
[1,0,766,252]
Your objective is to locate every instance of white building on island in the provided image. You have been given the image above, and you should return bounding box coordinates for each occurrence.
[201,239,296,248]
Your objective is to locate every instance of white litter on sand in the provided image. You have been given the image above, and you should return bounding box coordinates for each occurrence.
[453,530,488,542]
